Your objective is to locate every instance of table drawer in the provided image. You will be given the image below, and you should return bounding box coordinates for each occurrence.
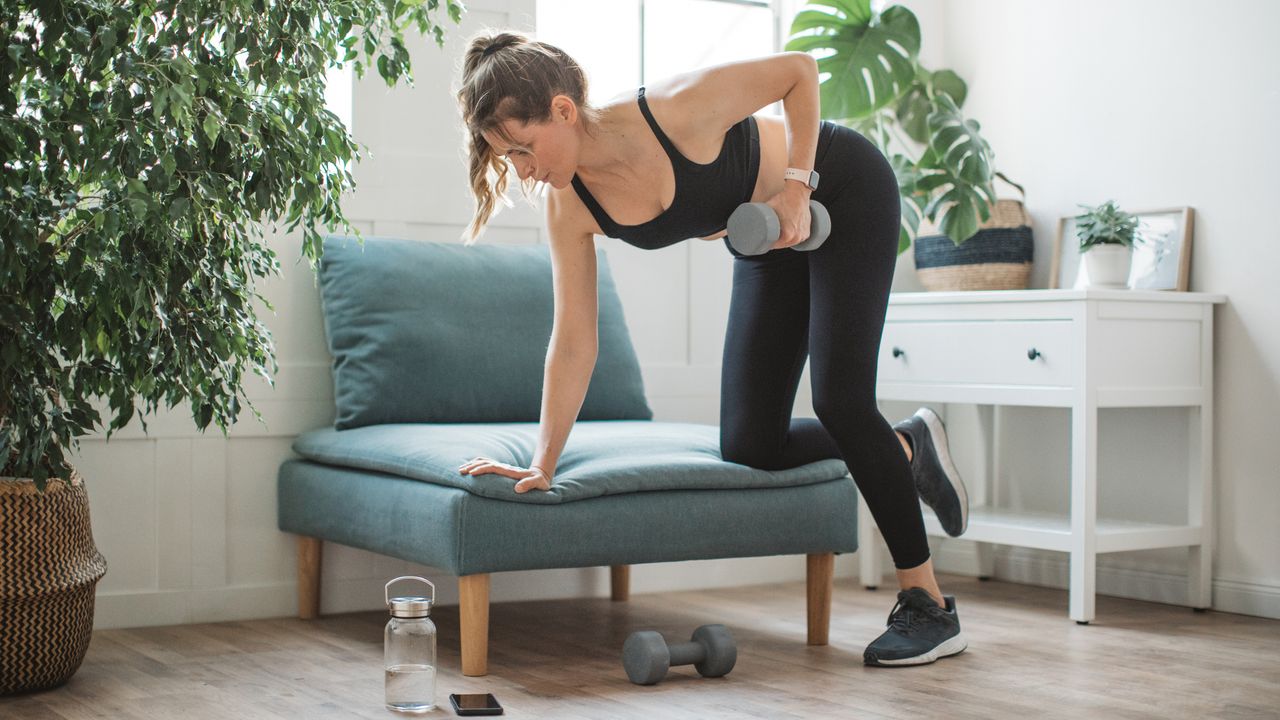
[878,320,1074,387]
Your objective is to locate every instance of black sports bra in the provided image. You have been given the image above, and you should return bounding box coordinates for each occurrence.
[570,86,760,250]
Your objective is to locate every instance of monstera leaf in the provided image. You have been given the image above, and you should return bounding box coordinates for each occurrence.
[927,93,993,187]
[890,153,925,253]
[930,69,967,107]
[895,68,967,143]
[917,148,996,245]
[786,0,920,119]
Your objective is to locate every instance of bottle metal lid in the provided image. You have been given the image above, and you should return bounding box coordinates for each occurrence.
[386,576,435,618]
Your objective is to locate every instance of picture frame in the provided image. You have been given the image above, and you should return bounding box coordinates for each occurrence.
[1049,206,1195,291]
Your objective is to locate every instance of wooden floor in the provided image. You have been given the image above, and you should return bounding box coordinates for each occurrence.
[4,574,1278,719]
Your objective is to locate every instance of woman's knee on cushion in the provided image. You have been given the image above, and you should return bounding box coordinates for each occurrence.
[719,425,787,470]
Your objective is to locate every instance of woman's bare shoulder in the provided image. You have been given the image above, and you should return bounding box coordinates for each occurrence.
[547,182,602,239]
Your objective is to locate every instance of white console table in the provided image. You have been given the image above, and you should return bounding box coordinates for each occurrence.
[859,289,1225,622]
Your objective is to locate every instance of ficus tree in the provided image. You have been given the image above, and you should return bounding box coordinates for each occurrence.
[1,0,465,488]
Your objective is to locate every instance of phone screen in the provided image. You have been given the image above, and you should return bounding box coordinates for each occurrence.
[451,693,503,714]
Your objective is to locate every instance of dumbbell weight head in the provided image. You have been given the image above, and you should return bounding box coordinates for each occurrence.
[726,202,779,256]
[726,201,831,256]
[790,201,831,252]
[690,624,736,678]
[622,631,670,685]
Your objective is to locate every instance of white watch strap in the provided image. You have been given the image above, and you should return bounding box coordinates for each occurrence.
[784,167,818,190]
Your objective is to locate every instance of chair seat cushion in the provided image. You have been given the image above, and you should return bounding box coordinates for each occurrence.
[291,421,850,505]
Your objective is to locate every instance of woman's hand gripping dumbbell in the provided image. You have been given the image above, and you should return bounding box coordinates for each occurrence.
[622,624,737,685]
[727,200,831,256]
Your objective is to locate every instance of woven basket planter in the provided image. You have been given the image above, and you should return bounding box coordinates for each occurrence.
[0,471,107,696]
[914,198,1034,292]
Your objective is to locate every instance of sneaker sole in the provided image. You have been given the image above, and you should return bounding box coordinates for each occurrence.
[918,408,969,536]
[865,632,968,667]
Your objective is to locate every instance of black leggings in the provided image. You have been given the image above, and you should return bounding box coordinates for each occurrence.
[719,121,930,570]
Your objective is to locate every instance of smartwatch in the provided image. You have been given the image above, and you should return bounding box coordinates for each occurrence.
[784,167,820,191]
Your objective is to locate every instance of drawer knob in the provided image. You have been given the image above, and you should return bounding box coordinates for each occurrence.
[1027,348,1042,361]
[892,346,905,359]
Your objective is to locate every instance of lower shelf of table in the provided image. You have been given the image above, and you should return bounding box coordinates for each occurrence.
[921,506,1205,554]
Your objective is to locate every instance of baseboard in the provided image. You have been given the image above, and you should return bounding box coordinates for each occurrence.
[95,583,298,629]
[931,542,1280,620]
[95,546,1278,629]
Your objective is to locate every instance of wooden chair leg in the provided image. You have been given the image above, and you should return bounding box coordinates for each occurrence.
[610,565,630,602]
[460,573,490,676]
[807,552,834,646]
[297,536,322,620]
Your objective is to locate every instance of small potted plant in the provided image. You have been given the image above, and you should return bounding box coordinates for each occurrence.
[1075,200,1141,288]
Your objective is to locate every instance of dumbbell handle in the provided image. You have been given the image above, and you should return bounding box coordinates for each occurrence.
[667,641,706,667]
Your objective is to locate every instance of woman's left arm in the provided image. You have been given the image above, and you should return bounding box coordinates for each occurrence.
[673,52,821,248]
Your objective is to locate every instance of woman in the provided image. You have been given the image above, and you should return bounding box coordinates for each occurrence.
[453,31,969,667]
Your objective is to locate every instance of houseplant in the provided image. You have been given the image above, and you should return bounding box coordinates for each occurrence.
[785,0,1031,290]
[1074,200,1140,288]
[0,0,463,695]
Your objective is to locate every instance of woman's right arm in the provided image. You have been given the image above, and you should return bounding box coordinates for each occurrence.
[523,189,599,491]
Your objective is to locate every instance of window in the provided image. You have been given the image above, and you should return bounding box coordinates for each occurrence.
[324,64,354,131]
[536,0,784,113]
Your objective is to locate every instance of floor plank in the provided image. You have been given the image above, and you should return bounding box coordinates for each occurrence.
[3,575,1277,719]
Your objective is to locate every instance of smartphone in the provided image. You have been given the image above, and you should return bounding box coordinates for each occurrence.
[449,693,504,716]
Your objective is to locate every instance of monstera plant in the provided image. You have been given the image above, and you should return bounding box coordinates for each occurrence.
[786,0,1008,251]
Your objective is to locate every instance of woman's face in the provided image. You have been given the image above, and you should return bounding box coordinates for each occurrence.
[482,95,579,189]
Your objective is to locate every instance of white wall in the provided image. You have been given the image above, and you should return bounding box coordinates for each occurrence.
[77,0,1279,629]
[885,0,1280,618]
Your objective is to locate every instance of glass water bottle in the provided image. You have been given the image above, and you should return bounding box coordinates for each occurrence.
[384,576,437,714]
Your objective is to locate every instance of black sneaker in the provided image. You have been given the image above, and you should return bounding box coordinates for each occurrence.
[863,588,967,667]
[894,407,969,537]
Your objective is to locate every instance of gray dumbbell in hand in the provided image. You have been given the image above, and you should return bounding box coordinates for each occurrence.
[727,200,831,256]
[622,624,737,685]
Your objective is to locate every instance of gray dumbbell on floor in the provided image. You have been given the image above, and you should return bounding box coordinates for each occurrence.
[726,200,831,256]
[622,624,737,685]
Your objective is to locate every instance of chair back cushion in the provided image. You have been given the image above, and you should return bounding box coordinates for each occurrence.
[318,237,652,429]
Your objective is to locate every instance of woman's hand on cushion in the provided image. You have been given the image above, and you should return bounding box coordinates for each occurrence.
[458,457,553,494]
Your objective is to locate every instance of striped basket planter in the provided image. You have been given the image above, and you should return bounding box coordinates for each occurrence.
[0,471,107,696]
[914,198,1034,292]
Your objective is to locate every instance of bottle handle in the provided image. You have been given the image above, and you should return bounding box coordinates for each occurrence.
[385,575,436,606]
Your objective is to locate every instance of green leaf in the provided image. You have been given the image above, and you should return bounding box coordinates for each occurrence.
[103,208,120,235]
[202,113,221,144]
[894,83,931,144]
[786,3,920,119]
[168,196,191,220]
[925,179,996,245]
[930,69,967,107]
[927,93,993,186]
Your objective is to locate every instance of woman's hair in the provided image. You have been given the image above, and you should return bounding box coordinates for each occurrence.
[455,31,602,244]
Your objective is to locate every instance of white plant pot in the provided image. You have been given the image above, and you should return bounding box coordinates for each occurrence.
[1082,245,1132,288]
